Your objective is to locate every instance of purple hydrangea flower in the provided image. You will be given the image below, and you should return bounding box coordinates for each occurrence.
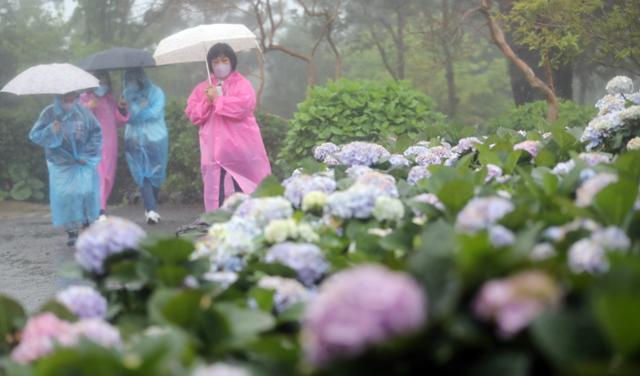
[326,187,378,219]
[345,165,373,179]
[265,242,329,286]
[513,140,539,157]
[59,319,122,349]
[303,265,426,367]
[407,166,431,185]
[473,270,560,338]
[484,164,503,183]
[56,285,107,319]
[334,142,391,166]
[415,151,442,166]
[313,143,340,162]
[354,171,399,198]
[233,197,293,226]
[452,137,483,154]
[489,225,515,248]
[455,197,515,233]
[388,154,410,167]
[283,174,336,208]
[75,217,146,274]
[403,145,430,159]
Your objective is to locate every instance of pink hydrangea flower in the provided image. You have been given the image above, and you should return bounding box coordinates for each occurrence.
[473,270,560,338]
[302,265,426,367]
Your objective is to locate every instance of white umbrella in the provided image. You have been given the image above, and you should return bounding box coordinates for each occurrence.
[1,63,99,95]
[153,24,261,85]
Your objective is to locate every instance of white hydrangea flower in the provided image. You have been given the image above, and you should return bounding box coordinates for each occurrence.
[575,173,618,207]
[619,105,640,122]
[297,223,320,243]
[627,137,640,151]
[551,160,575,176]
[373,196,405,222]
[530,243,556,261]
[578,152,612,166]
[258,276,310,313]
[606,76,634,95]
[302,191,328,212]
[265,219,298,244]
[591,227,630,251]
[485,164,503,183]
[568,239,607,274]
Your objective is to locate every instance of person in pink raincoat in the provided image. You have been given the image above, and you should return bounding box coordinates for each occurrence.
[185,43,271,212]
[80,71,129,218]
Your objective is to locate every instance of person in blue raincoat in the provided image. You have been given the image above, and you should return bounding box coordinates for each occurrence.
[121,68,168,224]
[29,92,102,246]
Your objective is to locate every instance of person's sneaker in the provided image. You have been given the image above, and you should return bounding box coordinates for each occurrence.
[67,231,79,247]
[98,214,108,222]
[145,210,161,225]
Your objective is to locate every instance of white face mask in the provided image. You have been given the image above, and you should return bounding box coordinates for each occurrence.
[213,63,231,79]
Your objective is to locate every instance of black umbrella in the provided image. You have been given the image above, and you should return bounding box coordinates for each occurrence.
[77,47,156,71]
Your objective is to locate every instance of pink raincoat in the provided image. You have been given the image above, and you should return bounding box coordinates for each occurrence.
[80,92,129,210]
[185,71,271,211]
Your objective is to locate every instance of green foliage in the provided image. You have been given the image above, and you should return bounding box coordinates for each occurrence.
[503,0,602,68]
[279,79,448,170]
[484,100,595,134]
[0,103,49,202]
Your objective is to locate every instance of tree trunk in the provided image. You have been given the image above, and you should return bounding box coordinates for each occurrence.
[397,10,406,80]
[442,0,458,118]
[480,0,558,122]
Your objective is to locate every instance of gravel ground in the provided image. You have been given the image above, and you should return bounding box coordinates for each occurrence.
[0,201,203,312]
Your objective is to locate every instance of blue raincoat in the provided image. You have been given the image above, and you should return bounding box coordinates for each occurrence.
[122,69,168,189]
[29,98,102,227]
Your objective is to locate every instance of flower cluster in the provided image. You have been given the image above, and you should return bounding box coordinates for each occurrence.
[258,276,310,312]
[575,172,618,207]
[568,226,630,274]
[11,313,121,364]
[193,217,261,272]
[265,242,329,286]
[372,196,405,222]
[581,76,640,150]
[264,218,319,244]
[455,196,515,233]
[192,363,251,376]
[473,270,560,338]
[75,217,146,273]
[233,197,294,227]
[283,173,336,208]
[513,140,539,157]
[302,265,426,367]
[333,141,391,166]
[55,285,107,319]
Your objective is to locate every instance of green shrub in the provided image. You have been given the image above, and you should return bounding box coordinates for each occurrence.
[278,79,448,169]
[0,101,48,202]
[483,100,596,134]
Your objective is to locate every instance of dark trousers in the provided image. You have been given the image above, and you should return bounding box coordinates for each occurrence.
[219,168,242,207]
[140,179,160,211]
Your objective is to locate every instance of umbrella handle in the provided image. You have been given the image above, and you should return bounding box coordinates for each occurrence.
[205,58,212,86]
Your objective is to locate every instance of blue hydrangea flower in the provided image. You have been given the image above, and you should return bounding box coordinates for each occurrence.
[265,242,329,286]
[334,142,391,166]
[75,217,146,274]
